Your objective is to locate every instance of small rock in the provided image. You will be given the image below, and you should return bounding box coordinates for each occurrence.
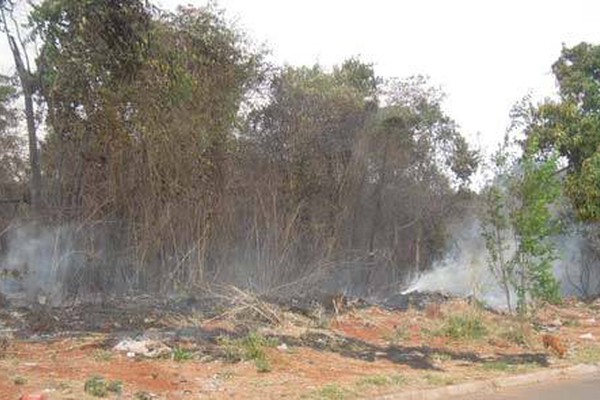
[276,343,289,352]
[579,333,595,340]
[127,351,136,358]
[584,318,596,325]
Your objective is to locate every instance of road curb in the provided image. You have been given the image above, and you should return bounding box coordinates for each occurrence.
[374,364,600,399]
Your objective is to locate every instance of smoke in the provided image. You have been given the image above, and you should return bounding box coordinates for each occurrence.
[403,219,600,309]
[0,223,134,306]
[0,224,72,305]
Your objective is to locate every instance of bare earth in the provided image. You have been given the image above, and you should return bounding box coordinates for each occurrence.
[1,294,600,399]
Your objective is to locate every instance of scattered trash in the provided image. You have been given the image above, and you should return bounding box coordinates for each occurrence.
[114,338,171,358]
[579,333,595,340]
[276,343,288,352]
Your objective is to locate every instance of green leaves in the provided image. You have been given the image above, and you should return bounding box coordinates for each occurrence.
[482,138,562,314]
[527,42,600,221]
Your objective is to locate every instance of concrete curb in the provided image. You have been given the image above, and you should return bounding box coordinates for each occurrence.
[374,364,600,400]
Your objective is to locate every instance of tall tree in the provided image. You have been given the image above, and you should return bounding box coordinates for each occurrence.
[526,42,600,221]
[1,0,41,211]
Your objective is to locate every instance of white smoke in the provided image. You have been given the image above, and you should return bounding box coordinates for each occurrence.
[1,223,82,305]
[403,219,600,309]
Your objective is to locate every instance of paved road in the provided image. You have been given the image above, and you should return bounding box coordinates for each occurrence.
[459,375,600,399]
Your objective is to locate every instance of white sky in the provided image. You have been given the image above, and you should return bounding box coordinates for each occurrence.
[2,0,600,151]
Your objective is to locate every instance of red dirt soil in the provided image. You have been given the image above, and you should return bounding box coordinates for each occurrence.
[2,300,600,399]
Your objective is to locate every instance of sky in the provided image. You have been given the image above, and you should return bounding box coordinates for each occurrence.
[2,0,600,152]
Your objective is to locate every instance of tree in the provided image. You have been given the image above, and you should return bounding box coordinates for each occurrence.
[481,142,514,312]
[0,74,25,190]
[482,136,562,314]
[33,1,262,291]
[1,0,42,211]
[512,143,562,312]
[526,42,600,221]
[363,77,478,273]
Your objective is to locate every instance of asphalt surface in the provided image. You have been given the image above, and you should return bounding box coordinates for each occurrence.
[459,375,600,399]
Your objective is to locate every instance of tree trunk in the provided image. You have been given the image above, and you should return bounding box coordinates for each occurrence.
[6,33,42,213]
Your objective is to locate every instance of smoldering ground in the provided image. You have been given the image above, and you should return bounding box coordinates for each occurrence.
[404,219,600,309]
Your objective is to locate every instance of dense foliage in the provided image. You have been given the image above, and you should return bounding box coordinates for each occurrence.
[3,1,598,304]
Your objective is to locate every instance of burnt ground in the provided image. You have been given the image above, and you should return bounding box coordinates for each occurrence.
[1,290,600,399]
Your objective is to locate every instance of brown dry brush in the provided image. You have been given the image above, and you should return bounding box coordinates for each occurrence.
[1,3,478,303]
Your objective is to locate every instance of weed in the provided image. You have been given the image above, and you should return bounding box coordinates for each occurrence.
[134,391,155,400]
[498,321,533,347]
[216,370,235,380]
[385,325,410,345]
[311,304,331,329]
[84,376,123,397]
[574,345,600,364]
[359,373,406,387]
[420,327,436,338]
[108,380,123,394]
[424,373,456,386]
[172,347,194,362]
[57,382,72,393]
[255,357,272,373]
[357,375,389,387]
[13,376,27,385]
[482,361,512,371]
[389,374,407,386]
[218,332,277,372]
[92,349,113,362]
[563,319,581,328]
[314,384,349,399]
[430,352,452,363]
[441,314,488,340]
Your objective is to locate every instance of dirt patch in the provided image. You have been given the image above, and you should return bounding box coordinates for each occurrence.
[2,294,600,399]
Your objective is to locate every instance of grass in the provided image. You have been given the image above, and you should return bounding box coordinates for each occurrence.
[423,373,456,386]
[385,325,411,345]
[430,351,452,363]
[92,349,113,362]
[563,319,581,327]
[441,314,488,340]
[84,376,123,397]
[482,360,513,371]
[13,376,27,385]
[172,347,194,362]
[357,374,407,388]
[311,384,350,399]
[498,320,534,347]
[574,345,600,364]
[357,375,389,387]
[218,332,278,372]
[216,370,236,380]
